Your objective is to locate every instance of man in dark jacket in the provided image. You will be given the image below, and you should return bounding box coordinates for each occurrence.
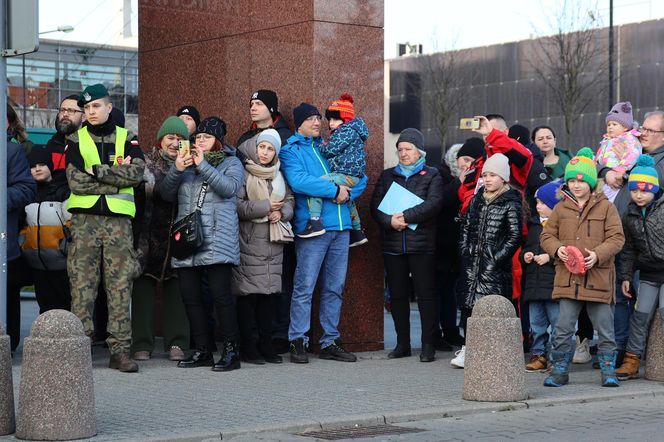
[237,90,293,146]
[45,95,84,190]
[66,83,144,372]
[6,136,37,353]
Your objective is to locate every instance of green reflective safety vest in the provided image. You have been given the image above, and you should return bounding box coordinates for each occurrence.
[67,126,136,218]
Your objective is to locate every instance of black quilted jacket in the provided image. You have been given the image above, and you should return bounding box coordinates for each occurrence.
[457,186,523,309]
[520,217,555,302]
[370,166,443,255]
[620,195,664,284]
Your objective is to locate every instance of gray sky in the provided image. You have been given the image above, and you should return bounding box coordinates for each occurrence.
[38,0,664,55]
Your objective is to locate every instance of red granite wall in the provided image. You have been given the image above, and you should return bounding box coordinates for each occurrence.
[139,0,385,351]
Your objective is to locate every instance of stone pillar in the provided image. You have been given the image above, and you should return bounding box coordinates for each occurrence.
[645,313,664,381]
[139,0,385,351]
[463,295,528,402]
[0,322,15,436]
[16,310,96,440]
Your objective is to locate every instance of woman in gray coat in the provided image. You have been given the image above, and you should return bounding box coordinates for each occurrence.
[161,116,245,372]
[232,129,294,365]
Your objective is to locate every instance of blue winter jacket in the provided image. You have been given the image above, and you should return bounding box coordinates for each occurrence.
[280,132,367,233]
[319,117,368,178]
[7,137,37,261]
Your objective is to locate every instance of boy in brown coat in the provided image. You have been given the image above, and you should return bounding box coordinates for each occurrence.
[540,148,625,387]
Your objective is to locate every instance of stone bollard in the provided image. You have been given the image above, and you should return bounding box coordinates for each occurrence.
[16,310,96,440]
[645,312,664,381]
[0,322,16,435]
[462,295,528,402]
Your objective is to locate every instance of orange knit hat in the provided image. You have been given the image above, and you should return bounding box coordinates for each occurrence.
[325,93,355,123]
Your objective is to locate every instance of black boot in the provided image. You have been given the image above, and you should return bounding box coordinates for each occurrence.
[177,350,214,368]
[212,340,241,372]
[387,344,412,359]
[420,344,436,362]
[259,336,283,364]
[241,339,266,365]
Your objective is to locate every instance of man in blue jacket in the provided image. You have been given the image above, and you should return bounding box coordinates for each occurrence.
[279,102,367,363]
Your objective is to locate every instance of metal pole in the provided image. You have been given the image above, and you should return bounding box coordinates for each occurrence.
[1,0,9,330]
[608,0,614,109]
[22,54,26,124]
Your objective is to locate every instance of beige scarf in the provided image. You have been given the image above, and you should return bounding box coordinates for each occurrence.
[244,159,286,223]
[483,183,511,204]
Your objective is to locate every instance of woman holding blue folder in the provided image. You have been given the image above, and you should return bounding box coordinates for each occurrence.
[370,128,444,362]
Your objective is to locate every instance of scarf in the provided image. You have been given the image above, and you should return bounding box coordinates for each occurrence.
[244,159,286,223]
[396,152,426,178]
[483,183,510,204]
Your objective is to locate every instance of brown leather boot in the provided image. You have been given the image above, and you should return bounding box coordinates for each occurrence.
[616,352,640,380]
[109,353,139,373]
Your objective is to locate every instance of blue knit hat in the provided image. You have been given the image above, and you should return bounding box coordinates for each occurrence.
[535,180,563,210]
[628,154,660,193]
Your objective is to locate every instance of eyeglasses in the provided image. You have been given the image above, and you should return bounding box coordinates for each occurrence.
[58,108,83,115]
[639,126,664,135]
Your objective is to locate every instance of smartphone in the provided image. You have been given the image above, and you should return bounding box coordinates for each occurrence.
[178,139,190,156]
[459,118,480,130]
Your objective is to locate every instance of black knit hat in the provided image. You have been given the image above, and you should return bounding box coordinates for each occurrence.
[27,147,54,171]
[457,137,485,159]
[177,105,201,128]
[251,90,278,116]
[508,124,530,145]
[396,128,425,150]
[293,102,321,129]
[195,117,227,143]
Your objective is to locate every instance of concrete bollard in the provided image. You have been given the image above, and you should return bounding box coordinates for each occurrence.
[645,312,664,381]
[462,295,528,402]
[16,310,96,440]
[0,322,16,435]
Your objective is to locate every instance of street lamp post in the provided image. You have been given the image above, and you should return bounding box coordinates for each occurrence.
[21,25,74,124]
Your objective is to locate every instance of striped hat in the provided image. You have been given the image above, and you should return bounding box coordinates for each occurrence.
[628,154,659,193]
[564,147,597,189]
[325,93,355,123]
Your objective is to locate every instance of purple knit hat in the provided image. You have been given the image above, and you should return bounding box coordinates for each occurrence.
[606,101,634,129]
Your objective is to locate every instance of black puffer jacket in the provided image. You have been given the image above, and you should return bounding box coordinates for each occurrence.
[370,165,443,254]
[520,217,555,301]
[458,186,523,309]
[620,195,664,284]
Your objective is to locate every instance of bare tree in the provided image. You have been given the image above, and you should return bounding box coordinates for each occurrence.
[529,0,608,143]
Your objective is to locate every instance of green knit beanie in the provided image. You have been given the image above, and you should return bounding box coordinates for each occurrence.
[564,147,598,189]
[157,116,190,141]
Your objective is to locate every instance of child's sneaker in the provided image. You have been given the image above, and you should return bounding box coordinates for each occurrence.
[525,354,547,372]
[349,230,368,247]
[572,336,592,363]
[297,219,326,238]
[450,345,465,368]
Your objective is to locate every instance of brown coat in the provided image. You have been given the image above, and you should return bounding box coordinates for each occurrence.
[540,191,625,304]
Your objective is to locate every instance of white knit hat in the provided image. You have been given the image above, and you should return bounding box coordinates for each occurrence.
[482,153,510,182]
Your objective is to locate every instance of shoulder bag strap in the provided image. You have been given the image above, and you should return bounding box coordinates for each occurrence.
[196,182,209,211]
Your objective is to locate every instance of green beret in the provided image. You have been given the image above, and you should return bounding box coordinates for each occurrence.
[78,83,109,107]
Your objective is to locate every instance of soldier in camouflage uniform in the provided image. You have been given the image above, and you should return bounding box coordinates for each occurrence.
[66,84,145,372]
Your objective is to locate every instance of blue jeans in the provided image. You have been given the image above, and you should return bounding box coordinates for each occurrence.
[289,230,349,348]
[528,301,560,356]
[613,255,632,350]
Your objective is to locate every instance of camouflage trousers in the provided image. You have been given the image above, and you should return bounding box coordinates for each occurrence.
[68,214,140,355]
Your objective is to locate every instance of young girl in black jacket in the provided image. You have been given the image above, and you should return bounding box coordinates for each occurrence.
[452,153,523,368]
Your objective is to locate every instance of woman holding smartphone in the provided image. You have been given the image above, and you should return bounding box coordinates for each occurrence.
[161,116,245,372]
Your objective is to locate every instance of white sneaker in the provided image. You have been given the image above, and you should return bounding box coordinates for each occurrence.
[572,336,592,364]
[451,345,465,368]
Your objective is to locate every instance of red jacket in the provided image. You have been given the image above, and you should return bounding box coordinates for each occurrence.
[458,129,534,215]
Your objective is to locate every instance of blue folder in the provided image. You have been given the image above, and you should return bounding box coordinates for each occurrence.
[377,182,424,230]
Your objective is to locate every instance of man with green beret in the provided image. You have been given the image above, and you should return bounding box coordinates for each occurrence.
[66,83,145,372]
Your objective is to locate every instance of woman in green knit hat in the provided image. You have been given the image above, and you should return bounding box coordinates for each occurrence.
[131,116,191,361]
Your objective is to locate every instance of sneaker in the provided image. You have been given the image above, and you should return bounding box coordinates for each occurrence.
[132,351,151,361]
[525,354,548,372]
[572,337,592,364]
[450,345,465,368]
[320,340,357,362]
[349,230,368,247]
[297,219,326,238]
[168,346,186,361]
[289,338,309,364]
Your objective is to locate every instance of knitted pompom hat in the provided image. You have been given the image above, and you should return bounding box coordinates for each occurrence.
[325,93,355,123]
[628,154,660,193]
[565,147,598,189]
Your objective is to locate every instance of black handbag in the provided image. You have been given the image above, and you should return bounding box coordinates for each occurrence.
[170,182,208,260]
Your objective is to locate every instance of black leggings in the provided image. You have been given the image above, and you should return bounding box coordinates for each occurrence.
[236,294,274,344]
[178,264,238,351]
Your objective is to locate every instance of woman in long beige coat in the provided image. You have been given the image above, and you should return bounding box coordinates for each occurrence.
[232,129,294,365]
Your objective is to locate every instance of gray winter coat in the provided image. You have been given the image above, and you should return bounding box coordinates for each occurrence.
[160,146,244,268]
[231,137,294,296]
